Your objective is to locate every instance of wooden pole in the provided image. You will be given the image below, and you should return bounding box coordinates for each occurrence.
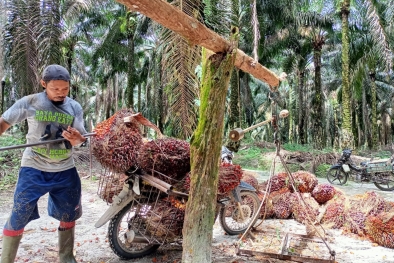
[115,0,280,89]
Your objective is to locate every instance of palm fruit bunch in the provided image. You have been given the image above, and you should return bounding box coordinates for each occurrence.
[311,183,336,204]
[291,170,318,193]
[360,191,387,216]
[321,195,347,229]
[344,211,367,235]
[292,193,320,224]
[137,138,190,184]
[257,189,274,219]
[145,199,185,241]
[365,211,394,248]
[216,163,243,196]
[183,163,243,197]
[270,188,294,219]
[241,171,259,189]
[97,172,128,203]
[91,109,143,173]
[266,172,291,193]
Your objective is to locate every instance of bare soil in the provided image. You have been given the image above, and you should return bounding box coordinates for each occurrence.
[0,149,394,263]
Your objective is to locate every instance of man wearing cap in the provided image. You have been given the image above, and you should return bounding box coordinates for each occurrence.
[0,64,87,263]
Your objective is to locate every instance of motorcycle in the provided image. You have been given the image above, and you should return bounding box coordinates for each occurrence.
[327,148,394,191]
[95,148,260,260]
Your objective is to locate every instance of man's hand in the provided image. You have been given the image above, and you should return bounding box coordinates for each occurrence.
[0,117,11,136]
[62,126,86,146]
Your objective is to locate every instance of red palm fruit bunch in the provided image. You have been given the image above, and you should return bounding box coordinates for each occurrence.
[365,211,394,248]
[291,170,318,193]
[321,195,347,229]
[311,183,336,204]
[137,138,190,184]
[266,172,291,193]
[292,193,320,224]
[344,211,367,236]
[183,163,243,197]
[91,109,143,173]
[241,171,259,189]
[257,189,274,219]
[146,199,185,241]
[97,172,128,203]
[270,188,294,219]
[360,191,387,216]
[216,163,243,196]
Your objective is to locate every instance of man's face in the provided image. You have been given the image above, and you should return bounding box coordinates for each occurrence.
[40,79,70,102]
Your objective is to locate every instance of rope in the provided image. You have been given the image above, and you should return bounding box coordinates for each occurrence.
[238,140,336,259]
[237,101,336,260]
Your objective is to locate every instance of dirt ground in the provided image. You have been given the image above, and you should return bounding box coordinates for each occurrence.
[1,151,394,263]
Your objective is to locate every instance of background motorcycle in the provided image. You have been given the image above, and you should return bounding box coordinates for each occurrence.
[327,148,394,191]
[95,147,260,260]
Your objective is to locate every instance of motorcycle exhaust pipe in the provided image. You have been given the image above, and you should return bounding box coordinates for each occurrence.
[229,109,289,142]
[125,230,150,244]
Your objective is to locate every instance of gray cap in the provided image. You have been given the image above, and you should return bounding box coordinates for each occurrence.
[42,64,70,82]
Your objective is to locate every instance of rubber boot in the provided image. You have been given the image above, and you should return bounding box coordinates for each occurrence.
[58,227,77,263]
[0,235,22,263]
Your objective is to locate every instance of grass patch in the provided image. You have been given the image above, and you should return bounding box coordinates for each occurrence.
[233,146,264,169]
[0,134,25,189]
[315,163,331,178]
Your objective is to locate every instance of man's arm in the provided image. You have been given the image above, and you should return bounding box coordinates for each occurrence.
[0,117,11,136]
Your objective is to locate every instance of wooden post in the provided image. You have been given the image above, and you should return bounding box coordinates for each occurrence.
[115,0,280,89]
[181,27,238,262]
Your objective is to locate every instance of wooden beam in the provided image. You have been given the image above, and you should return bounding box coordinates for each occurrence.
[116,0,280,89]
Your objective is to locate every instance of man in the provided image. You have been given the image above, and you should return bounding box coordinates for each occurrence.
[0,64,87,263]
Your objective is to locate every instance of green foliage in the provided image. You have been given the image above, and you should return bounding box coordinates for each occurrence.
[315,163,331,178]
[0,135,24,189]
[233,146,264,169]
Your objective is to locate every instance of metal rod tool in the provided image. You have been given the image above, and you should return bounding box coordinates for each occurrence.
[0,132,96,151]
[229,110,289,142]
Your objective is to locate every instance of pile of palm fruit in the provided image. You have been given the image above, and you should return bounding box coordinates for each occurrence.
[91,109,143,173]
[256,170,394,249]
[183,163,244,197]
[145,198,186,241]
[92,109,244,203]
[137,138,191,184]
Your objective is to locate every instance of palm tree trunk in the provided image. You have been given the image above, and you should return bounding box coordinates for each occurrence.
[126,11,137,109]
[183,32,237,262]
[362,84,372,148]
[340,0,353,148]
[298,71,306,144]
[369,72,378,149]
[311,46,325,149]
[226,68,241,152]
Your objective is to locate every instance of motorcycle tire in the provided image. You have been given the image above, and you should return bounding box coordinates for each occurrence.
[327,167,348,185]
[108,204,160,259]
[374,173,394,191]
[219,190,260,235]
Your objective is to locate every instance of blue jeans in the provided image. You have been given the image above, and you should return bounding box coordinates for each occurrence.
[4,167,82,231]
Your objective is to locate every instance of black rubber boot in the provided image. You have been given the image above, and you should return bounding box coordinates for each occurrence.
[0,234,22,263]
[58,227,77,263]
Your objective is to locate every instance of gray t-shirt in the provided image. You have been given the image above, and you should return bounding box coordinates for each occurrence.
[2,91,87,172]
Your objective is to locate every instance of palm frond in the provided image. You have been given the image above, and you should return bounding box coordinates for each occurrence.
[362,0,392,72]
[5,0,41,95]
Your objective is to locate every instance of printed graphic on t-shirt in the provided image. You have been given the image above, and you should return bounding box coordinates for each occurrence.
[32,110,75,160]
[35,110,73,125]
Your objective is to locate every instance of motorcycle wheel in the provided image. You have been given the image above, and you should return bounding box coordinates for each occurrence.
[374,173,394,191]
[108,204,160,259]
[327,167,348,185]
[219,191,260,235]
